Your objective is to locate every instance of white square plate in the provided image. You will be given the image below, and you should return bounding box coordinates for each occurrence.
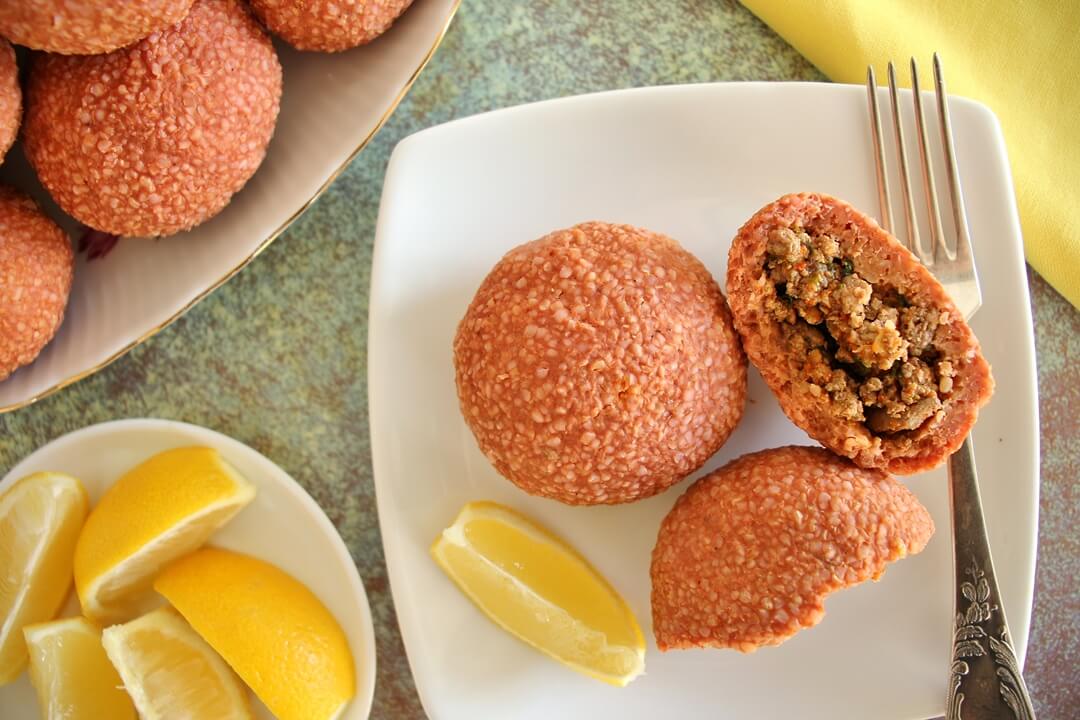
[0,0,459,413]
[368,82,1038,719]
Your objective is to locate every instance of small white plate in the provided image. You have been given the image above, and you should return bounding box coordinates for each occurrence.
[0,0,460,413]
[369,83,1038,719]
[0,418,376,720]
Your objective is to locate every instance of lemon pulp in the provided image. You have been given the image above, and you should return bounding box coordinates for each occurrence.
[24,616,136,719]
[101,606,251,720]
[431,501,645,686]
[0,472,88,683]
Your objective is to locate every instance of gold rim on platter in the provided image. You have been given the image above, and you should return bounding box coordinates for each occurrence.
[0,0,463,415]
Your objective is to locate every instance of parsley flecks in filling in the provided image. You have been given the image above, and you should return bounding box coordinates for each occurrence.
[764,226,954,434]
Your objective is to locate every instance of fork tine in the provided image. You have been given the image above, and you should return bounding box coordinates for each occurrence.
[933,54,966,263]
[867,56,980,317]
[865,66,893,234]
[887,61,933,264]
[910,57,946,265]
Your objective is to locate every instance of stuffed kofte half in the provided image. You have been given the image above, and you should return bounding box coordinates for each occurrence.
[726,192,993,474]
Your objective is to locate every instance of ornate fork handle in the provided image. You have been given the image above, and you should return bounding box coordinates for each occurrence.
[947,437,1037,719]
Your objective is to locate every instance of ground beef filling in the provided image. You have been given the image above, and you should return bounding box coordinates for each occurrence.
[763,227,953,435]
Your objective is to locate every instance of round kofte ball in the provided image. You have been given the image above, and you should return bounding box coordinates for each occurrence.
[0,185,74,381]
[248,0,413,52]
[0,39,19,166]
[0,0,195,55]
[454,222,747,506]
[23,0,282,238]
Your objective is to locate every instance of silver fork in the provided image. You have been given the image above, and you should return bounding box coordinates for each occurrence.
[866,55,1037,720]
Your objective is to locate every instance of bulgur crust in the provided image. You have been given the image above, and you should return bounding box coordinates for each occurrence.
[727,193,993,474]
[23,0,282,238]
[0,40,18,166]
[454,222,747,505]
[651,446,934,652]
[248,0,413,52]
[0,0,195,55]
[0,185,73,381]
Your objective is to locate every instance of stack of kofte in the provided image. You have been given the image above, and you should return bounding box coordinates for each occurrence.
[0,0,417,381]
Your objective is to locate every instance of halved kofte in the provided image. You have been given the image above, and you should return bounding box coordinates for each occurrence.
[727,193,993,474]
[651,446,934,652]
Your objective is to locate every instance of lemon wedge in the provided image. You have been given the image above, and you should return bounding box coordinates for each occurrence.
[155,547,355,720]
[0,472,88,683]
[102,606,251,720]
[23,616,137,719]
[73,447,255,623]
[431,501,645,686]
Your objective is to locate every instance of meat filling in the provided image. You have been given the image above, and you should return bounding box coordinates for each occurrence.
[764,227,951,435]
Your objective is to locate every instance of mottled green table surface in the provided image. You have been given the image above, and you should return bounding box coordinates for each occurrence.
[1,1,1075,718]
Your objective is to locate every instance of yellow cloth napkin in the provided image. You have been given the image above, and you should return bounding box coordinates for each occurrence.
[742,0,1080,308]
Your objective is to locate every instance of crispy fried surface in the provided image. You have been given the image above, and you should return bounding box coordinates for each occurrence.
[0,0,195,55]
[24,0,281,238]
[651,446,934,651]
[249,0,413,52]
[0,185,73,380]
[0,40,19,165]
[454,222,746,505]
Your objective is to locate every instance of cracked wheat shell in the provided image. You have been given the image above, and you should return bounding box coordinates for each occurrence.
[651,445,934,652]
[0,186,73,381]
[454,221,747,505]
[248,0,414,52]
[0,0,196,55]
[0,40,19,166]
[23,0,282,238]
